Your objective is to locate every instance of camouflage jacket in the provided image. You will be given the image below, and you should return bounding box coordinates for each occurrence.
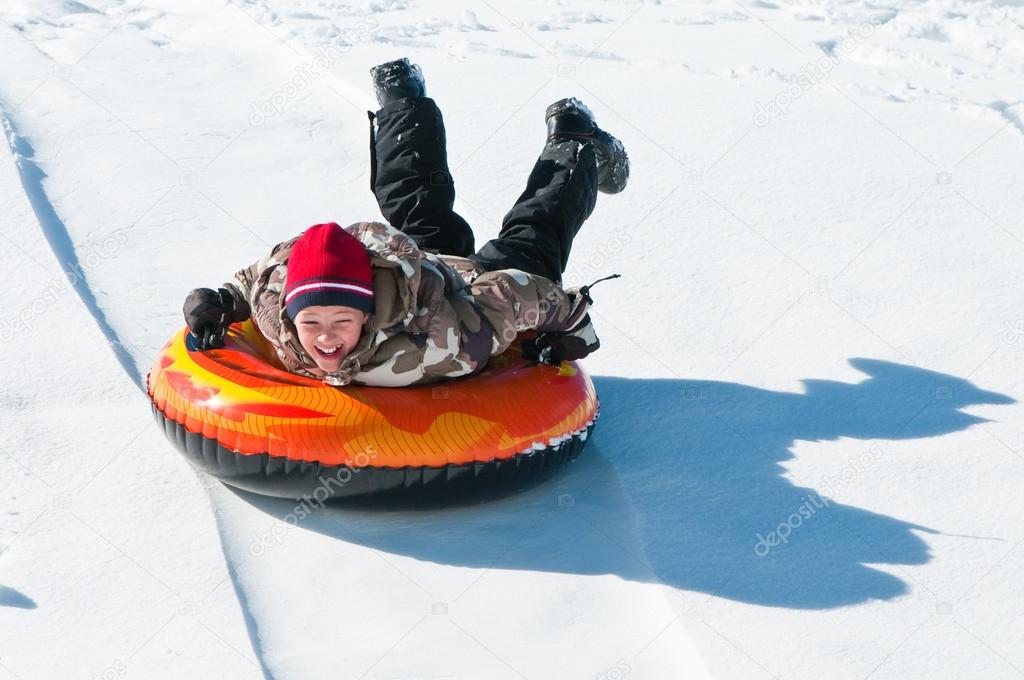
[223,221,589,387]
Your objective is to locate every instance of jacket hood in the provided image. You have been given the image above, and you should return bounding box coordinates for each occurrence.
[350,220,424,329]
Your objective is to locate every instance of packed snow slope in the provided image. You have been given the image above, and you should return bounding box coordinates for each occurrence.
[1,0,1023,678]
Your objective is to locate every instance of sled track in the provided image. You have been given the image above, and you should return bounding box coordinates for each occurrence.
[0,96,278,678]
[0,103,145,390]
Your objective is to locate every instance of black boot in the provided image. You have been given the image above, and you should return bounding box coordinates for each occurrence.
[545,97,629,194]
[370,58,426,108]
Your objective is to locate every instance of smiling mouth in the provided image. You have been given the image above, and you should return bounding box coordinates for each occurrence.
[314,344,343,358]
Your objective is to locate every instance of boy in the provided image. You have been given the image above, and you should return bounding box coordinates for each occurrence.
[183,58,629,387]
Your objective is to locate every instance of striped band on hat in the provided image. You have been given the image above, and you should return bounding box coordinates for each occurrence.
[284,280,374,305]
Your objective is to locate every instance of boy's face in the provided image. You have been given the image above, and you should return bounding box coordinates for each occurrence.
[293,305,370,374]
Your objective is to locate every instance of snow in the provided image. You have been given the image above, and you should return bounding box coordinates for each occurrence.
[1,0,1022,678]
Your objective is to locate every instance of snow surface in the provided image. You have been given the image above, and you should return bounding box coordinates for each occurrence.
[1,0,1023,678]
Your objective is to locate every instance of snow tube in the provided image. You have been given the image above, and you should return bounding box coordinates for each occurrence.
[146,321,599,501]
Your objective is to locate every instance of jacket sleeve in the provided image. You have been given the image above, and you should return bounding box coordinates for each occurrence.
[468,269,587,356]
[413,263,496,381]
[411,266,585,382]
[221,239,294,321]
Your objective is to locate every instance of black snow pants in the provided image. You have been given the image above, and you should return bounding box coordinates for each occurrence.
[367,97,598,285]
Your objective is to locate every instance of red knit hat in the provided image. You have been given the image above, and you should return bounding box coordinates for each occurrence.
[284,222,375,319]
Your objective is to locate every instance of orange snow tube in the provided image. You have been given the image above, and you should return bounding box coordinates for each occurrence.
[147,321,599,500]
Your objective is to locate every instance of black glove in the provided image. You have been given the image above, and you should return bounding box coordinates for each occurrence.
[522,273,619,367]
[183,287,248,351]
[523,314,601,366]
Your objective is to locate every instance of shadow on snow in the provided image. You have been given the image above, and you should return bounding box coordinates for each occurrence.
[0,585,36,609]
[232,357,1014,610]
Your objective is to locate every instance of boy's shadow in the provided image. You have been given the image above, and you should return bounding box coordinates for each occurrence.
[234,358,1013,609]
